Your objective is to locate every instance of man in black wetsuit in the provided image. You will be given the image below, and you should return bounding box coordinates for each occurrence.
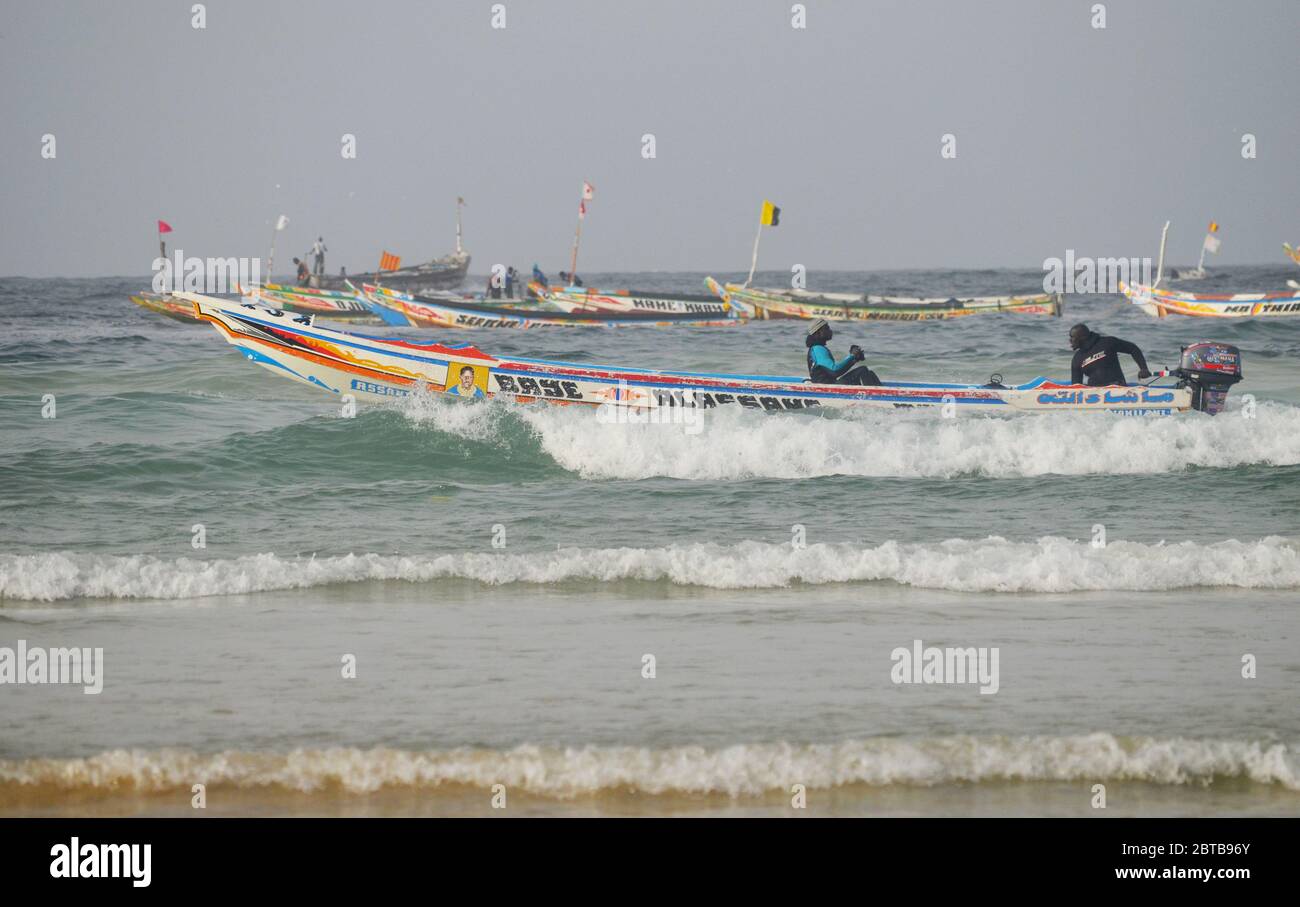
[1068,323,1151,386]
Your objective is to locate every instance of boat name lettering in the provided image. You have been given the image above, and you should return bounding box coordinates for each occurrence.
[350,379,409,397]
[494,374,583,399]
[629,298,722,313]
[455,315,521,328]
[1039,389,1177,406]
[653,389,820,411]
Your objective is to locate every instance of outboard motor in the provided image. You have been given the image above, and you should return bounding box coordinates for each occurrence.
[1172,342,1242,414]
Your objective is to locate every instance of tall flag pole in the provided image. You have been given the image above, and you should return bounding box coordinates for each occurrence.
[569,181,594,285]
[745,200,781,287]
[268,214,289,285]
[156,220,173,261]
[1154,220,1170,289]
[456,197,465,255]
[1197,221,1221,272]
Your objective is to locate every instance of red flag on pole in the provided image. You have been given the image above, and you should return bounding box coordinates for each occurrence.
[157,220,173,234]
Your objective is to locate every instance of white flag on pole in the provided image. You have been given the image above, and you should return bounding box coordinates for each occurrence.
[582,181,594,201]
[275,215,289,231]
[1203,234,1221,254]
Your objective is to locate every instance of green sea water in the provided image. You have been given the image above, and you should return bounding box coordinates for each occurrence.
[1,270,1298,816]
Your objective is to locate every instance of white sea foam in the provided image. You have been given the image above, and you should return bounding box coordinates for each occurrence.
[397,386,511,443]
[508,400,1300,479]
[3,536,1297,601]
[0,734,1294,796]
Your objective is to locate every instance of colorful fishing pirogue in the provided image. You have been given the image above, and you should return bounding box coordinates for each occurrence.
[129,292,203,323]
[1120,281,1300,318]
[361,284,740,328]
[240,282,380,320]
[181,292,1242,416]
[706,278,1062,321]
[529,282,732,317]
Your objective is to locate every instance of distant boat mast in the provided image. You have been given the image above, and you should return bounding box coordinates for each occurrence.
[455,196,465,255]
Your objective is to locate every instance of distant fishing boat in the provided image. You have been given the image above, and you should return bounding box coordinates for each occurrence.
[240,282,380,321]
[129,291,203,323]
[530,282,732,317]
[712,198,1059,321]
[516,181,737,319]
[707,278,1061,322]
[131,221,202,322]
[315,199,471,293]
[1168,221,1222,280]
[1122,221,1300,317]
[362,284,740,329]
[1120,281,1300,318]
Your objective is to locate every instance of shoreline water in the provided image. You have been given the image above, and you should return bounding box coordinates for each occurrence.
[4,737,1297,818]
[5,781,1297,819]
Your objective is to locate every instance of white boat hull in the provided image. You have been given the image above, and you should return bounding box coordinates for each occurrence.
[1121,281,1300,318]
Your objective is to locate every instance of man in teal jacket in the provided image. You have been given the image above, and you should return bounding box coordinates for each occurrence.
[805,319,881,385]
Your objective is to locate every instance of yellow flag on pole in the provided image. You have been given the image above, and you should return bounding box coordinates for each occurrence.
[760,200,781,227]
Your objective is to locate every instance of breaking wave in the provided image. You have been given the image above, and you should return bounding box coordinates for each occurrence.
[3,536,1297,601]
[508,400,1300,480]
[1,734,1294,797]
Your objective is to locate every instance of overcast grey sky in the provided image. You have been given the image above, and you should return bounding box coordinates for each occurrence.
[1,0,1296,277]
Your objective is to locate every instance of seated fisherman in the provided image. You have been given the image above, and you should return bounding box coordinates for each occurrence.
[805,319,881,385]
[1068,323,1151,386]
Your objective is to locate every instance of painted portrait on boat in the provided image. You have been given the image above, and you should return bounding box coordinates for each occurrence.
[445,363,487,399]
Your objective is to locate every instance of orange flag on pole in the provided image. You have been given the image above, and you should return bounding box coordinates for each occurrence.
[379,251,401,272]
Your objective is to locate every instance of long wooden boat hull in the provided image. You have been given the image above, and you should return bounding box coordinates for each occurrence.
[530,282,732,317]
[1121,281,1300,318]
[315,252,470,293]
[708,278,1062,321]
[181,293,1210,416]
[129,292,203,323]
[240,283,380,321]
[362,284,741,329]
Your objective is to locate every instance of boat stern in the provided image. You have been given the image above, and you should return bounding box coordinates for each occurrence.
[1172,342,1243,414]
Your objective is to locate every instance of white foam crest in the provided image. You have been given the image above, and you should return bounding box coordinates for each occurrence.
[397,388,512,443]
[1,734,1294,797]
[511,400,1300,479]
[3,536,1297,601]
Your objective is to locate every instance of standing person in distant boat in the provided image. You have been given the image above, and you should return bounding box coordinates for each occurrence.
[505,266,516,299]
[487,272,501,300]
[1068,323,1151,386]
[532,264,548,287]
[805,319,881,386]
[571,273,583,287]
[311,237,327,276]
[294,257,310,287]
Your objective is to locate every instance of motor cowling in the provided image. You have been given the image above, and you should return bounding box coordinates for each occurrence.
[1173,342,1242,414]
